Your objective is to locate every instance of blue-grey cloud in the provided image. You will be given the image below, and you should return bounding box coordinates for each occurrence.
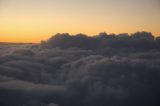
[0,31,160,106]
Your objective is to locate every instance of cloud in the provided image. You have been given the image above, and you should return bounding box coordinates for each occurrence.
[0,31,160,106]
[42,31,157,51]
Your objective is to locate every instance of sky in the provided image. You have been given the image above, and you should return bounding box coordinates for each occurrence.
[0,0,160,43]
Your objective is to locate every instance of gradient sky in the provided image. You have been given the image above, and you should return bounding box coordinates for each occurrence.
[0,0,160,43]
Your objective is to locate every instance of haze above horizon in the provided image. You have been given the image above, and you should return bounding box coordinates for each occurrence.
[0,0,160,43]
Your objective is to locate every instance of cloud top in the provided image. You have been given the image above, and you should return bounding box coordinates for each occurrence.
[0,31,160,106]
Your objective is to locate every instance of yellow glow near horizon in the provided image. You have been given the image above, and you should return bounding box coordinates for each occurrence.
[0,0,160,43]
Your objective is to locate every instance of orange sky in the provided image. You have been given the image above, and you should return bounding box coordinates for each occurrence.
[0,0,160,43]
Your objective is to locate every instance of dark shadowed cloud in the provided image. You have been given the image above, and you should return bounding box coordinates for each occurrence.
[0,31,160,106]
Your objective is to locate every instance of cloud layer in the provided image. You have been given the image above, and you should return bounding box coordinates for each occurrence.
[0,32,160,106]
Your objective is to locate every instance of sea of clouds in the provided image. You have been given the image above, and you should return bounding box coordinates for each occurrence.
[0,31,160,106]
